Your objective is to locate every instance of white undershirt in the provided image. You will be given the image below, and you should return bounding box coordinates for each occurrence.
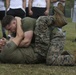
[32,0,46,8]
[0,0,5,10]
[9,0,23,9]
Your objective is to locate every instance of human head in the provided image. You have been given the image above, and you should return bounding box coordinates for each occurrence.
[2,15,17,33]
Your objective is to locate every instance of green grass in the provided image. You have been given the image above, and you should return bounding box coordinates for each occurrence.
[0,64,76,75]
[0,19,76,75]
[63,18,76,52]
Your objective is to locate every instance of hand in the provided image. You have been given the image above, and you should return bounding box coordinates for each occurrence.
[44,9,49,16]
[1,38,6,45]
[29,10,33,16]
[16,17,24,37]
[0,38,6,49]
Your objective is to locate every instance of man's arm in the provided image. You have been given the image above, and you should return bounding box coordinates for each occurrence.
[19,30,33,47]
[28,0,33,16]
[44,0,50,15]
[5,0,10,10]
[0,18,23,52]
[0,21,23,63]
[12,17,23,46]
[14,17,34,47]
[22,0,26,9]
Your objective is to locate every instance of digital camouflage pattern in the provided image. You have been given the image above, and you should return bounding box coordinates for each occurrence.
[46,27,65,65]
[34,14,75,65]
[0,7,75,65]
[34,15,65,62]
[34,16,54,58]
[56,51,75,66]
[46,28,75,66]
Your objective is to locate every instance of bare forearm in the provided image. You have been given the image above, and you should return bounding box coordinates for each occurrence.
[12,17,23,46]
[19,31,33,47]
[19,39,31,47]
[46,0,50,11]
[22,0,26,9]
[15,17,23,37]
[6,0,10,10]
[28,0,33,11]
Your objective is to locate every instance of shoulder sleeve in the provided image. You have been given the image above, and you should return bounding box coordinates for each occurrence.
[21,17,36,32]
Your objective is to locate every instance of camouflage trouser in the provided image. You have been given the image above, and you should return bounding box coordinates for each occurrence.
[46,28,75,66]
[34,16,54,58]
[34,16,75,65]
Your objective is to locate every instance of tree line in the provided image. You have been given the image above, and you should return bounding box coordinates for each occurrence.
[66,0,74,8]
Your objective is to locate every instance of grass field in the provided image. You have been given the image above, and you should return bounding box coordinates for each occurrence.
[0,18,76,75]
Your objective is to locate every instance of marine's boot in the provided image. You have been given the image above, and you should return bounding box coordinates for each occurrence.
[57,2,65,14]
[53,7,67,28]
[56,51,75,66]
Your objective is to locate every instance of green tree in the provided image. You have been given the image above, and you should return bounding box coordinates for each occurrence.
[66,0,74,8]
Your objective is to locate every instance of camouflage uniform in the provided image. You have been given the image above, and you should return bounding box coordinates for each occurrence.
[34,16,75,66]
[46,27,75,65]
[34,16,53,57]
[0,8,75,65]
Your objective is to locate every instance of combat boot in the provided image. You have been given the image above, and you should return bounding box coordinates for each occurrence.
[53,7,67,28]
[57,2,65,14]
[46,51,75,66]
[56,51,75,66]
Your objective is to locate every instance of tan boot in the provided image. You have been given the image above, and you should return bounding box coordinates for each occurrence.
[57,2,65,14]
[54,7,67,28]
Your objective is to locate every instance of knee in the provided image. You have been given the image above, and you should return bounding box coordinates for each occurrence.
[46,51,75,66]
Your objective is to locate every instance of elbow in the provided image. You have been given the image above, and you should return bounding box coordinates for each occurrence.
[18,31,24,38]
[19,35,24,40]
[25,43,31,47]
[20,33,24,38]
[24,41,31,47]
[17,33,23,40]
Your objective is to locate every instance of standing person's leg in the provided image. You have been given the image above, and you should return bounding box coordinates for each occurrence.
[38,8,47,16]
[7,8,25,18]
[51,6,55,16]
[26,7,29,17]
[6,9,16,17]
[29,7,38,19]
[15,8,26,18]
[0,11,6,38]
[7,8,26,18]
[31,7,47,19]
